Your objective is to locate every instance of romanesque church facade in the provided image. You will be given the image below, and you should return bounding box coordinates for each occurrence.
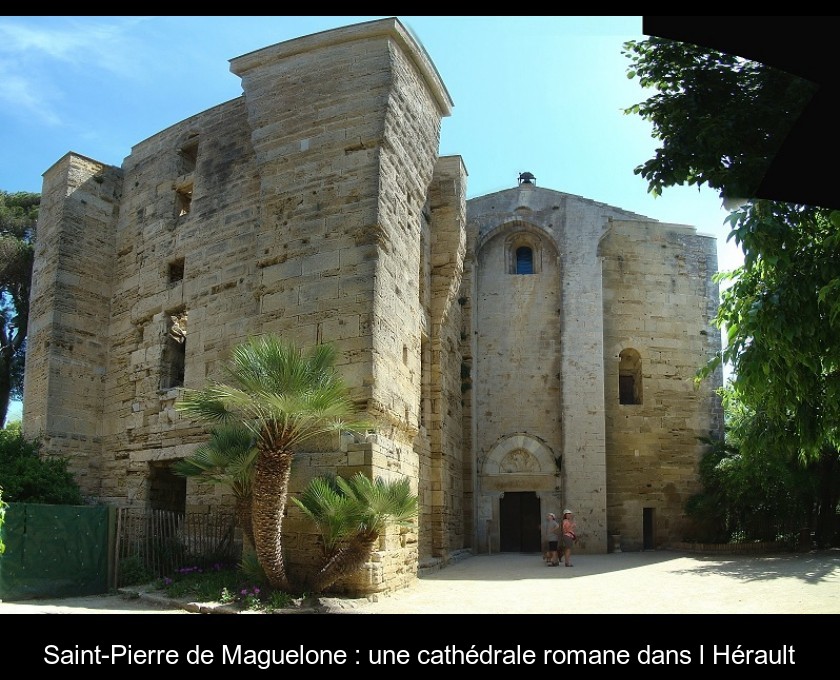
[22,18,723,593]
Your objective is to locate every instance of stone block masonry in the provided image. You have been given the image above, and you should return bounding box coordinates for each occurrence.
[23,18,722,594]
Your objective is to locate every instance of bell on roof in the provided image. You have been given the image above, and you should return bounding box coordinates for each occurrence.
[518,171,536,185]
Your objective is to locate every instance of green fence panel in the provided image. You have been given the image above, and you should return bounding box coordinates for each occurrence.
[0,503,110,601]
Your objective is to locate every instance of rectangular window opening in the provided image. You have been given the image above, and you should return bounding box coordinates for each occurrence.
[168,258,185,283]
[178,139,199,174]
[619,375,636,405]
[161,312,187,389]
[148,462,186,514]
[175,182,193,218]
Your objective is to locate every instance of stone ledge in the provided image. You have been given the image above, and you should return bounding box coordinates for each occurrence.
[417,548,474,577]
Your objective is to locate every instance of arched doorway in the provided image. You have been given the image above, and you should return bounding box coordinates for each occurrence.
[499,491,541,552]
[477,434,559,554]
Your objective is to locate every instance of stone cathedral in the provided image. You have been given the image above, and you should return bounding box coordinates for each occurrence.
[22,18,723,594]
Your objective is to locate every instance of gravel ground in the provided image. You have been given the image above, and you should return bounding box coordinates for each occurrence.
[1,549,838,615]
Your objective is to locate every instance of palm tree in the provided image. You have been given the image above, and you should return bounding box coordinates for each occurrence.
[172,425,257,550]
[176,336,369,592]
[293,472,418,593]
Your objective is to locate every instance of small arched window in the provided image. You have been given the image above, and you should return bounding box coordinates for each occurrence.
[504,230,542,275]
[515,246,534,274]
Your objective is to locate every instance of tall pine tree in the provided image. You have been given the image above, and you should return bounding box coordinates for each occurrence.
[0,190,39,427]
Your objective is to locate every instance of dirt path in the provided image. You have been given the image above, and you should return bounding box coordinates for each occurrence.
[2,549,838,614]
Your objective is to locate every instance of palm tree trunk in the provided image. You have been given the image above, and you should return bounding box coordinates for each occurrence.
[309,531,379,593]
[234,494,255,552]
[252,447,294,591]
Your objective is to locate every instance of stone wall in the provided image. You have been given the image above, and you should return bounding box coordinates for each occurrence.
[466,185,656,554]
[22,17,723,595]
[23,153,122,496]
[600,219,724,549]
[424,156,468,559]
[24,18,456,595]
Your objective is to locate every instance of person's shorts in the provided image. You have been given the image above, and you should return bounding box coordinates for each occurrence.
[548,540,558,551]
[562,535,574,549]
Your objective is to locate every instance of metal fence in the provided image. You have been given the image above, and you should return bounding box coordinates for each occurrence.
[113,508,240,588]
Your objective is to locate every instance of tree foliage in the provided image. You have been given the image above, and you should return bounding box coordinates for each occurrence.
[686,391,825,544]
[700,201,840,545]
[173,424,258,549]
[625,37,839,546]
[708,202,840,454]
[623,37,817,202]
[0,422,84,505]
[0,190,39,427]
[0,486,7,554]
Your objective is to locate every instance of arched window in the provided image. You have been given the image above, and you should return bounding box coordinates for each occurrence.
[505,234,540,275]
[619,348,642,405]
[515,246,534,274]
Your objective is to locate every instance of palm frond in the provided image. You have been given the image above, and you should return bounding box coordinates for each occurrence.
[299,473,418,594]
[177,335,372,451]
[291,476,362,552]
[172,425,257,498]
[336,473,418,533]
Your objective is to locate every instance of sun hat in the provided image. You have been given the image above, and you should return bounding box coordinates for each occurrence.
[547,513,556,519]
[563,509,573,515]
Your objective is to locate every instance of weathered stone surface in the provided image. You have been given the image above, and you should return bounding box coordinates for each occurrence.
[22,18,722,594]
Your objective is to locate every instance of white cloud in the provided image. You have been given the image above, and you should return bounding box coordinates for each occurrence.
[0,18,147,71]
[0,61,62,125]
[0,17,150,123]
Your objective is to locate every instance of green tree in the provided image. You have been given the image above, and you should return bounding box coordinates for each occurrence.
[292,472,417,593]
[622,37,817,204]
[0,422,84,505]
[0,191,39,427]
[687,391,822,544]
[625,38,840,546]
[176,336,369,591]
[173,424,258,550]
[707,202,840,544]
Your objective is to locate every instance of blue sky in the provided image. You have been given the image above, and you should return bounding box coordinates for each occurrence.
[1,16,743,422]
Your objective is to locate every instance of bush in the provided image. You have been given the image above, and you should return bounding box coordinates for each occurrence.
[158,561,294,611]
[118,556,155,586]
[160,563,242,601]
[685,433,820,544]
[0,423,84,505]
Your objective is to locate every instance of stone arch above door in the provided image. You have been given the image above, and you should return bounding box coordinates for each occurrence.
[482,433,557,475]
